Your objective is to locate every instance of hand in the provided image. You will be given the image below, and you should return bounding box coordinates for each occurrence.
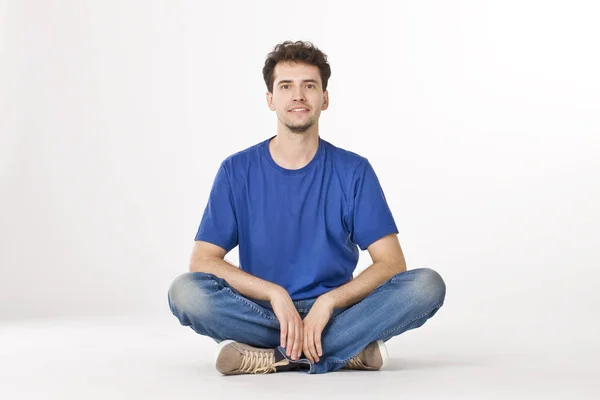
[302,294,335,363]
[268,287,304,361]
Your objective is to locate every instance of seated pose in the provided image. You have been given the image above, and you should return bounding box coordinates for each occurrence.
[168,40,446,375]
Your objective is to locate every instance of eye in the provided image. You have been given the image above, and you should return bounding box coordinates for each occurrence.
[281,85,289,89]
[307,84,315,89]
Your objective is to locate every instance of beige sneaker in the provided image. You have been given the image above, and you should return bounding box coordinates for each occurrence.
[214,340,299,375]
[342,340,388,371]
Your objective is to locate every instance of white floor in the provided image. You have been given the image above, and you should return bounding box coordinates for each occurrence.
[1,315,598,400]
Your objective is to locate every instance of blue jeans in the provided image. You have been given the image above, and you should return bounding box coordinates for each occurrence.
[167,267,446,374]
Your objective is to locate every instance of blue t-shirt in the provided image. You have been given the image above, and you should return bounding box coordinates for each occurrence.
[195,135,399,300]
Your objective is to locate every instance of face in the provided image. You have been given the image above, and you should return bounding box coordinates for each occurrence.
[267,61,329,134]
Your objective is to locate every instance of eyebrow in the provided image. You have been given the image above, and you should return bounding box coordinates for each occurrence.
[277,79,320,85]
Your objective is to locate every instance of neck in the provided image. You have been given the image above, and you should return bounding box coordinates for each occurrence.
[269,130,320,170]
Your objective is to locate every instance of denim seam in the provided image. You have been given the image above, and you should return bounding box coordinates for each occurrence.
[224,287,278,321]
[207,277,277,321]
[389,272,410,283]
[379,302,444,339]
[329,301,444,365]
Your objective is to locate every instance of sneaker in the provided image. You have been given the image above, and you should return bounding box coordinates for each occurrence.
[342,340,388,371]
[214,340,300,375]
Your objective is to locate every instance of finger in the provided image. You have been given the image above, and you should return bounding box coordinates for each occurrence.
[305,327,317,363]
[280,321,287,349]
[286,320,294,357]
[306,327,319,362]
[302,329,309,362]
[290,321,299,360]
[303,332,313,363]
[315,328,323,358]
[292,321,302,360]
[303,325,314,362]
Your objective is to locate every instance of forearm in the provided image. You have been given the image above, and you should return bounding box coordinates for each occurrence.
[323,261,407,309]
[189,257,281,302]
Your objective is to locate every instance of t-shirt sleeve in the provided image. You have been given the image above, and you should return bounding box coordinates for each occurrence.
[349,159,399,251]
[194,161,238,253]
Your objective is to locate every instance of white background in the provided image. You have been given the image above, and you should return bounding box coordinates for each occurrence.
[1,0,599,357]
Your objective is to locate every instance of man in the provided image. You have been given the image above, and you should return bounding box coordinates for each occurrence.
[168,40,446,375]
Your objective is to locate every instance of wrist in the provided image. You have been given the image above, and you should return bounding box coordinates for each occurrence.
[319,291,337,309]
[266,284,285,301]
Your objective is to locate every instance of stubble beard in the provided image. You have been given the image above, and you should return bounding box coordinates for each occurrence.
[283,114,316,134]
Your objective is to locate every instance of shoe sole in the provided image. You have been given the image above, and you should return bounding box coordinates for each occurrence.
[214,339,236,366]
[376,340,389,369]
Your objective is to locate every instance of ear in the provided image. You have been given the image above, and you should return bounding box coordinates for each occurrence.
[266,91,276,111]
[322,90,329,111]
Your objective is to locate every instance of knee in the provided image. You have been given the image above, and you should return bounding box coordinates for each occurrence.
[395,268,446,309]
[167,272,216,317]
[414,268,446,307]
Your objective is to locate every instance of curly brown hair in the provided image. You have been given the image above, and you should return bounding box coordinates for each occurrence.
[262,40,332,94]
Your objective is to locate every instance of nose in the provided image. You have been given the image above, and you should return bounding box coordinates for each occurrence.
[292,86,306,102]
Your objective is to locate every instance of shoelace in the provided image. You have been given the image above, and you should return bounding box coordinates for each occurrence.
[239,349,290,374]
[344,355,368,369]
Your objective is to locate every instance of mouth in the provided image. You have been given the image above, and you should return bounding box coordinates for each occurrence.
[288,108,310,114]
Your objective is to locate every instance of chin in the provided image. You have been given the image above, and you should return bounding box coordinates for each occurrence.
[286,120,315,133]
[287,124,313,133]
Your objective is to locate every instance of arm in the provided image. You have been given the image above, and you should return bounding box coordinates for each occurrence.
[325,159,404,309]
[189,240,281,301]
[301,233,407,363]
[322,233,407,309]
[190,240,305,360]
